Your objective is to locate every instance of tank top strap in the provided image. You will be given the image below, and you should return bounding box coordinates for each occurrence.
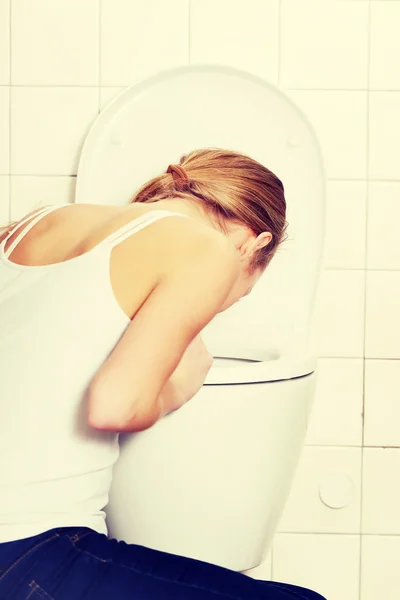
[1,204,68,259]
[99,210,190,250]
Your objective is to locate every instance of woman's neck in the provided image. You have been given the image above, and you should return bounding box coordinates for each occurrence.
[141,198,221,231]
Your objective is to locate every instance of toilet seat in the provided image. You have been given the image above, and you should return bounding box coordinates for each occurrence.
[76,64,325,387]
[205,354,316,385]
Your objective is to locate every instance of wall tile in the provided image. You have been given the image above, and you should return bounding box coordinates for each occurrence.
[0,86,9,174]
[101,0,188,87]
[190,0,279,83]
[361,536,400,600]
[242,551,272,580]
[324,181,366,269]
[0,176,10,224]
[364,360,400,447]
[100,87,127,111]
[367,182,400,270]
[281,0,368,89]
[288,91,367,179]
[370,2,400,90]
[306,359,363,446]
[11,88,98,176]
[11,0,98,86]
[369,92,400,180]
[273,534,360,600]
[278,447,362,534]
[312,270,365,358]
[365,271,400,359]
[10,177,76,220]
[362,448,400,534]
[0,0,10,84]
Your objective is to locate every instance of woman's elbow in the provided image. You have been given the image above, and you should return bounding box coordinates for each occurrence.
[86,385,161,433]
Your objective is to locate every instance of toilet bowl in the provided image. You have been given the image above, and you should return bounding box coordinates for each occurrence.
[76,64,325,571]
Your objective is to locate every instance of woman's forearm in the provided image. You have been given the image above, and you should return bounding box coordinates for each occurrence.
[157,377,186,417]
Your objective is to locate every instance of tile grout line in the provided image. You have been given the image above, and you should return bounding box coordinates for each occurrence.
[277,0,282,88]
[323,267,400,272]
[0,87,392,92]
[271,0,282,579]
[8,0,11,221]
[98,0,101,113]
[2,84,399,94]
[188,0,191,65]
[275,531,400,537]
[16,174,400,184]
[0,84,399,92]
[359,2,373,598]
[316,356,400,361]
[271,2,282,575]
[270,2,282,578]
[281,88,400,93]
[328,178,400,183]
[305,444,400,450]
[282,89,399,93]
[7,175,78,178]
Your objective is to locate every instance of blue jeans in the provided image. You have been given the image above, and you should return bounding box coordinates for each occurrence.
[0,527,326,599]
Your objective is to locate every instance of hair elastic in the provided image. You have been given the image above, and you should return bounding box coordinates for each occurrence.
[166,164,190,191]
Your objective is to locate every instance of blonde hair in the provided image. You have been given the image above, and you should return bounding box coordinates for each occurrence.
[0,149,287,272]
[132,148,287,273]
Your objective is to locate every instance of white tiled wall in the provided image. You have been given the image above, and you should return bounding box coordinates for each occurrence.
[11,0,99,86]
[101,0,189,86]
[273,534,361,600]
[1,1,399,599]
[0,0,9,85]
[190,0,280,82]
[369,92,400,180]
[11,87,98,175]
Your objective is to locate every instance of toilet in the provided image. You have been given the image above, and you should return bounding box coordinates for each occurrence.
[75,65,326,572]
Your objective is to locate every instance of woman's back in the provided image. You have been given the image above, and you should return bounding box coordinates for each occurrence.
[0,202,213,543]
[0,203,190,318]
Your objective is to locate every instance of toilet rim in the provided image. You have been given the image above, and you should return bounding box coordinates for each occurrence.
[204,353,317,385]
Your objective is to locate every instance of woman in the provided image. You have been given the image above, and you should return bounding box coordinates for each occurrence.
[0,148,325,599]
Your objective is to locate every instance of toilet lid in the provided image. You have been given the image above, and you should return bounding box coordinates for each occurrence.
[76,64,323,212]
[76,64,324,385]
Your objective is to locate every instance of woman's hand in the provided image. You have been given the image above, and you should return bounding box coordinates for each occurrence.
[159,335,213,414]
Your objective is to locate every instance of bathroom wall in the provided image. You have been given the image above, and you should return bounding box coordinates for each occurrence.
[0,1,399,598]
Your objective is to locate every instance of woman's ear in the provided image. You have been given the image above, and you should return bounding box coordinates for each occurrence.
[228,225,272,261]
[248,232,272,257]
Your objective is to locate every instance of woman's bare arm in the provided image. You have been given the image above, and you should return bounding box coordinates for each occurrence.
[87,232,239,432]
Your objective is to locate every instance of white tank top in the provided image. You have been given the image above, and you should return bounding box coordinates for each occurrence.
[0,204,188,543]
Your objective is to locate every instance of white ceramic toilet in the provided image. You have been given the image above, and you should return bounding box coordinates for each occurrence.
[75,65,326,572]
